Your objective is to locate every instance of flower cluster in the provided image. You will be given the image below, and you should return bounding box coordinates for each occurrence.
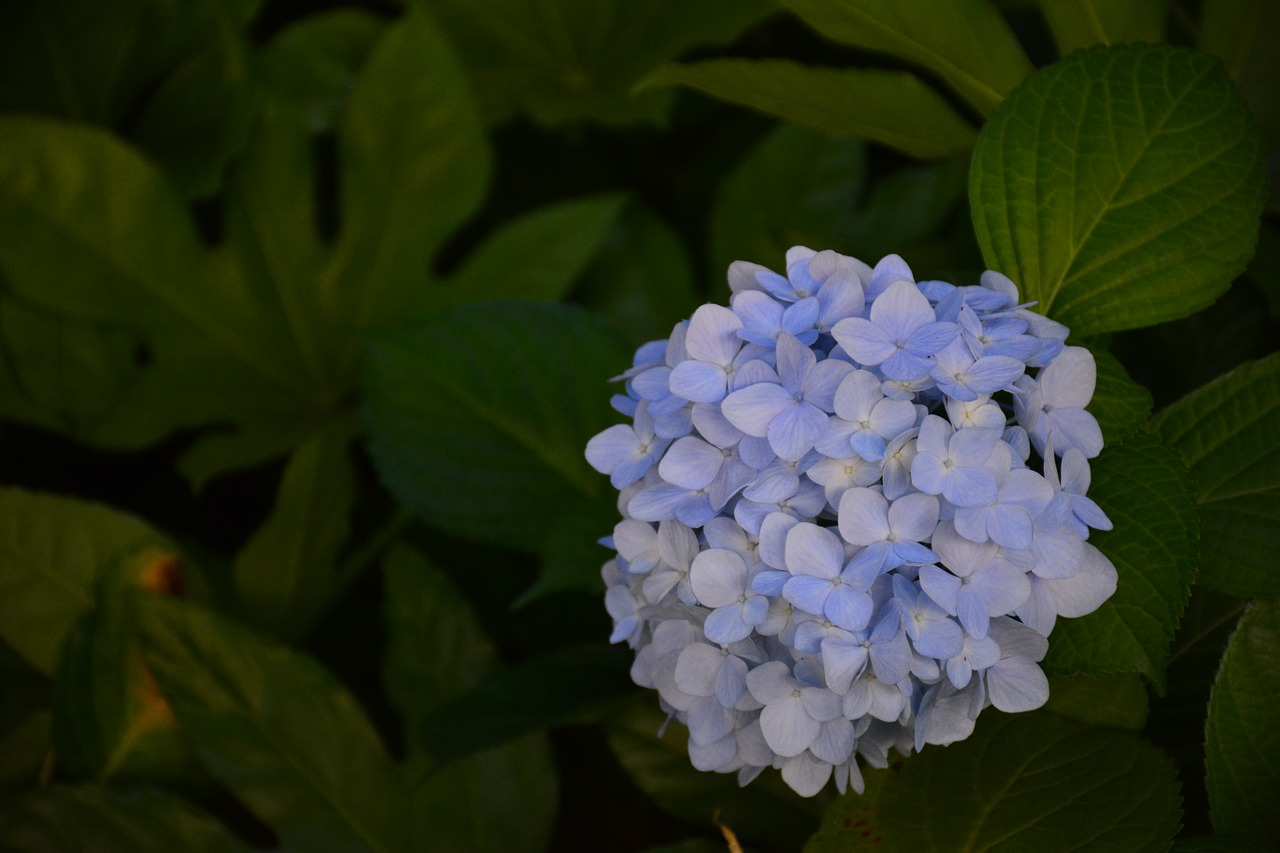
[586,247,1117,797]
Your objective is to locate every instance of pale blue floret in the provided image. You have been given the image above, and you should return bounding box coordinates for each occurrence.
[837,488,940,572]
[818,369,918,462]
[910,415,1001,507]
[781,522,879,631]
[733,290,820,348]
[831,280,957,382]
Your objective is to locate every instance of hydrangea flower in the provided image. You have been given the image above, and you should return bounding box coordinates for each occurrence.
[586,248,1116,797]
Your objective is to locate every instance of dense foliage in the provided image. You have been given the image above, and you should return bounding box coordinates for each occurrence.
[0,1,1277,850]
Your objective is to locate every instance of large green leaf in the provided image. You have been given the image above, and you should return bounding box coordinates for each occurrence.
[608,697,821,851]
[970,44,1267,336]
[0,489,168,675]
[805,712,1180,852]
[324,7,490,335]
[1151,353,1280,597]
[232,427,355,639]
[1205,600,1280,843]
[135,597,408,852]
[1042,431,1198,692]
[1044,673,1149,730]
[412,0,775,126]
[445,194,627,304]
[781,0,1033,115]
[361,300,627,548]
[382,545,557,852]
[0,785,250,853]
[639,60,977,160]
[1036,0,1167,58]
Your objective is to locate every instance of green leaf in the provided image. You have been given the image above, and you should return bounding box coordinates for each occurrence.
[325,7,490,333]
[1172,837,1276,853]
[639,59,977,159]
[1044,673,1149,730]
[1205,600,1280,843]
[413,0,775,126]
[1199,0,1280,144]
[1036,0,1167,58]
[970,44,1267,336]
[517,493,620,605]
[412,736,558,853]
[1091,349,1154,444]
[1042,431,1198,692]
[1151,353,1280,597]
[0,489,169,675]
[805,712,1181,852]
[608,697,821,851]
[382,544,558,852]
[53,594,195,784]
[361,300,627,548]
[0,710,51,789]
[445,194,628,304]
[707,123,969,284]
[781,0,1033,115]
[135,596,408,853]
[0,785,250,853]
[232,427,355,639]
[576,203,700,349]
[382,544,495,735]
[413,644,634,770]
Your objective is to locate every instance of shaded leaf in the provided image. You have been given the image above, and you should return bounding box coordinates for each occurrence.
[0,489,168,675]
[1151,352,1280,597]
[361,300,627,549]
[1091,349,1153,444]
[0,785,250,853]
[1044,673,1149,730]
[415,0,775,126]
[782,0,1033,115]
[446,194,628,304]
[1199,0,1280,145]
[970,44,1267,336]
[1043,431,1198,692]
[135,597,408,852]
[639,59,977,159]
[805,712,1180,852]
[1205,600,1280,843]
[1036,0,1167,58]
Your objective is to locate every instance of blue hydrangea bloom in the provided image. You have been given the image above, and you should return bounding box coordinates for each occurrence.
[586,247,1117,797]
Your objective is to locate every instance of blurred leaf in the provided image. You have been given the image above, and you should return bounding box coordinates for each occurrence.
[781,0,1033,115]
[709,124,866,280]
[382,544,495,735]
[640,60,977,159]
[805,712,1180,852]
[577,202,700,348]
[1199,0,1280,145]
[0,711,50,789]
[1036,0,1167,57]
[0,0,259,196]
[412,736,557,853]
[412,0,775,126]
[970,44,1267,336]
[1092,349,1154,445]
[0,116,318,448]
[1172,838,1276,853]
[1151,353,1280,597]
[1044,673,1149,730]
[846,158,969,260]
[362,300,627,549]
[445,194,628,304]
[324,7,490,334]
[0,489,169,675]
[413,644,634,770]
[0,785,250,853]
[517,493,619,605]
[607,697,821,851]
[53,589,194,784]
[135,596,408,852]
[1043,431,1198,692]
[232,427,355,639]
[382,545,558,852]
[1205,600,1280,843]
